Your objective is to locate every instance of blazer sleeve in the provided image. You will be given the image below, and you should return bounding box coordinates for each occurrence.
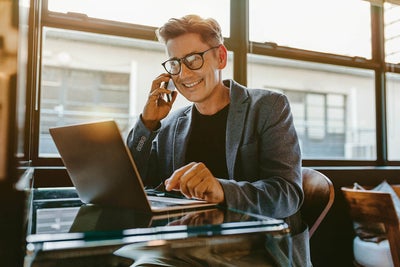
[220,93,303,219]
[126,116,162,188]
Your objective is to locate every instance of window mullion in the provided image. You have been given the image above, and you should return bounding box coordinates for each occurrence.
[228,0,249,86]
[371,5,388,165]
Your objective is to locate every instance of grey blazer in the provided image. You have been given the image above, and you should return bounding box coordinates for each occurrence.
[127,79,303,218]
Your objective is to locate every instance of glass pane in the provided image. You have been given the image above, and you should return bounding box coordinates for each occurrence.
[384,3,400,64]
[249,0,371,59]
[387,73,400,160]
[47,0,230,38]
[248,55,376,160]
[39,28,233,156]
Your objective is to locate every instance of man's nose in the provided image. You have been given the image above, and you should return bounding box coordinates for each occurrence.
[179,62,193,77]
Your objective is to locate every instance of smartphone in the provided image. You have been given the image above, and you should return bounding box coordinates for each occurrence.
[164,79,176,102]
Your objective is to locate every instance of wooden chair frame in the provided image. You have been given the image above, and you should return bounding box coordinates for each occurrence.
[301,167,335,238]
[342,185,400,267]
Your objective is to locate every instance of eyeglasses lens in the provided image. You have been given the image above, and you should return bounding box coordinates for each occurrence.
[165,54,204,75]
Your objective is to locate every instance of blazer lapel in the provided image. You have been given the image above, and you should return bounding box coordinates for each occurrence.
[173,107,193,169]
[225,80,249,179]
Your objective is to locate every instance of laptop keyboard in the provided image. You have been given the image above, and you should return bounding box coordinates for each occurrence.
[149,200,180,207]
[145,189,166,197]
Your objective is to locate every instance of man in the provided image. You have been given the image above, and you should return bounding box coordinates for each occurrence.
[127,14,302,218]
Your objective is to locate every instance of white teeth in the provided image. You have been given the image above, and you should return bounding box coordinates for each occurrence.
[184,80,201,88]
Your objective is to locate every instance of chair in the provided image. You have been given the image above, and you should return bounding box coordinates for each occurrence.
[301,167,335,238]
[342,185,400,267]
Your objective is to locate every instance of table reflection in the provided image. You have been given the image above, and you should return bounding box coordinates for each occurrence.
[25,188,311,267]
[166,208,225,226]
[112,210,310,267]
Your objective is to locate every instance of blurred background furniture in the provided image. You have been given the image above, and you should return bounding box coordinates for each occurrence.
[342,185,400,267]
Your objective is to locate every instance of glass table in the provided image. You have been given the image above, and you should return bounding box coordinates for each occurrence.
[24,187,311,267]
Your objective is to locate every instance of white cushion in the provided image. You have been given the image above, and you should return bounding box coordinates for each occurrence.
[372,181,400,219]
[353,236,394,267]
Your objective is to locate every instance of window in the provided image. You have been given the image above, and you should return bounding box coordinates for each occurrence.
[39,28,167,156]
[247,55,375,160]
[249,0,371,58]
[387,73,400,160]
[47,0,231,37]
[385,3,400,64]
[36,1,232,158]
[384,3,400,162]
[26,0,400,166]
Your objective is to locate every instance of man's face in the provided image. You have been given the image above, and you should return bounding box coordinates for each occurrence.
[165,33,224,105]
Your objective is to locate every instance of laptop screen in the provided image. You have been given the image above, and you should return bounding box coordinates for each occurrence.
[49,120,216,213]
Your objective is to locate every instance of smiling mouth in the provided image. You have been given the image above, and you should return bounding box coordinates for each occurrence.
[183,79,202,88]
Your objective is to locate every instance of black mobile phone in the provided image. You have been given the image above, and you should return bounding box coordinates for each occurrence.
[164,79,176,102]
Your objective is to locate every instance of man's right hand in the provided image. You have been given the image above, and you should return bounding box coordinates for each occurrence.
[141,74,177,130]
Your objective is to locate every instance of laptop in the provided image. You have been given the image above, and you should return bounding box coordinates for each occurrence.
[49,120,216,213]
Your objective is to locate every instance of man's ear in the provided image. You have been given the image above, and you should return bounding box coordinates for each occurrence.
[217,45,228,69]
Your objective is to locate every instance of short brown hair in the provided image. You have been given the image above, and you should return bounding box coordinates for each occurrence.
[156,14,223,47]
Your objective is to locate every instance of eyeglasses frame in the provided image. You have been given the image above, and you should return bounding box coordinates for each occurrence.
[161,45,221,75]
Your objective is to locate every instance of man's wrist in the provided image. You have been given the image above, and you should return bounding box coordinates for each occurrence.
[140,115,159,131]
